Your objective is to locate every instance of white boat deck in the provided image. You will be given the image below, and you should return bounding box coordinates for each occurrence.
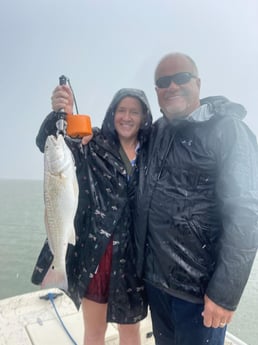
[0,289,247,345]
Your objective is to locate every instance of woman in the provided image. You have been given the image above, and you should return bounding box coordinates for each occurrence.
[31,86,153,345]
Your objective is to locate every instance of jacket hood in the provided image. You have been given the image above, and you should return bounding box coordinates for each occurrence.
[200,96,247,120]
[101,88,153,143]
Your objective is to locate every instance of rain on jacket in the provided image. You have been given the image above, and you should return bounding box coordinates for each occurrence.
[31,88,153,323]
[135,96,258,311]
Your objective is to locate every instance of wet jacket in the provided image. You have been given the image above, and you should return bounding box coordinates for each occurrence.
[135,96,258,311]
[31,88,153,323]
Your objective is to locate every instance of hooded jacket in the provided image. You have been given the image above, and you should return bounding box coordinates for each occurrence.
[31,88,153,323]
[135,96,258,311]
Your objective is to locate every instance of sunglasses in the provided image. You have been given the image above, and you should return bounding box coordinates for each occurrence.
[155,72,197,89]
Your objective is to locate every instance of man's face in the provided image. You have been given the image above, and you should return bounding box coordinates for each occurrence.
[155,54,201,120]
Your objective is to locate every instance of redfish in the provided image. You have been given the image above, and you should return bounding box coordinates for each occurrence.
[42,135,78,291]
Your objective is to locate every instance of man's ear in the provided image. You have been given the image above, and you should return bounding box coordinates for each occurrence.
[196,78,201,90]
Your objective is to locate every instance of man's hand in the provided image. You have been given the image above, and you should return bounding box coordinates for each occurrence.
[51,85,73,114]
[202,295,234,328]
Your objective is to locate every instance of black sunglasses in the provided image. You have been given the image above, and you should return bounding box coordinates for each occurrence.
[156,72,197,89]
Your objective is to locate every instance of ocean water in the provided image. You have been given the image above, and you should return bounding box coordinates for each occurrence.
[0,180,45,298]
[0,179,257,344]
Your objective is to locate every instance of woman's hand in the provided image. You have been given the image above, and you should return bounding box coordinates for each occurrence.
[81,134,93,145]
[51,84,74,114]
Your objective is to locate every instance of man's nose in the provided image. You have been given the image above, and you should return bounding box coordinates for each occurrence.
[167,80,180,89]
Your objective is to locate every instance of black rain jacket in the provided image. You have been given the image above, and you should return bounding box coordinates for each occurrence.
[31,88,153,323]
[134,96,258,311]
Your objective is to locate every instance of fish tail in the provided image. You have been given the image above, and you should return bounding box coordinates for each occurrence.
[41,264,68,291]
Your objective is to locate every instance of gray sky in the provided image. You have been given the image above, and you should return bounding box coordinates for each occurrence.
[1,0,258,180]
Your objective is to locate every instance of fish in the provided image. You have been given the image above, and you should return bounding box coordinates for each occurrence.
[41,134,79,291]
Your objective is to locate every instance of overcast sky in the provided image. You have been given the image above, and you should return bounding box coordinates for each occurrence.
[1,0,257,180]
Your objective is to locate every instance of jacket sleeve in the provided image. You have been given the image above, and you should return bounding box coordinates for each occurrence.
[206,116,258,310]
[36,112,59,152]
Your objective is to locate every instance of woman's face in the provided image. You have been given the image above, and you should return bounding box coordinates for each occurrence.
[114,97,144,142]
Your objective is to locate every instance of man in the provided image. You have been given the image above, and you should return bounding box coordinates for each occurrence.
[135,52,258,345]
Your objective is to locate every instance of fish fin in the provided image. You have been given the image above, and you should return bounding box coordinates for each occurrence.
[68,228,76,246]
[44,210,54,254]
[41,263,68,291]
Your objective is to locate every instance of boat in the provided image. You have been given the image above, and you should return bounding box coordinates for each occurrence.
[0,288,248,345]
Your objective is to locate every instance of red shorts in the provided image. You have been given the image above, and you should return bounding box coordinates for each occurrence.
[84,240,113,303]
